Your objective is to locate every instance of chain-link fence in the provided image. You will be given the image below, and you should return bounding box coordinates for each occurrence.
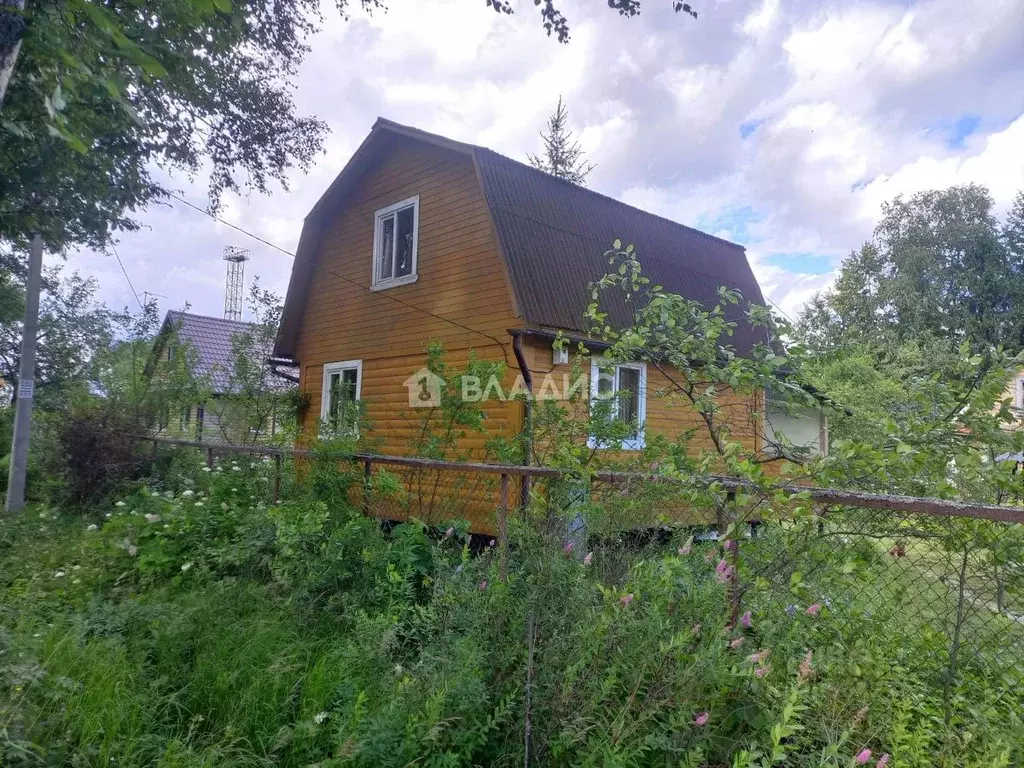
[142,437,1024,724]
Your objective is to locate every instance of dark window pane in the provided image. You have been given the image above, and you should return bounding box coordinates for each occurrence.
[395,206,415,277]
[379,216,395,280]
[617,367,640,428]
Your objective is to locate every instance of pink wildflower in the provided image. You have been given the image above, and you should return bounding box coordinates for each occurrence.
[740,610,752,628]
[694,711,709,727]
[691,623,701,636]
[754,664,771,678]
[583,551,593,566]
[478,580,488,591]
[854,749,872,765]
[714,558,735,583]
[876,756,890,768]
[564,541,575,554]
[619,593,634,608]
[723,539,737,553]
[444,527,454,538]
[678,544,692,556]
[805,603,822,617]
[798,649,814,681]
[489,539,496,547]
[730,636,745,649]
[747,649,770,665]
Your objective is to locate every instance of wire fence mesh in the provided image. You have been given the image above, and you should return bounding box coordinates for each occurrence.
[142,437,1024,722]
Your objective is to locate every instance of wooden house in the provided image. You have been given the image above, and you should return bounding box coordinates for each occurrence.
[272,119,826,527]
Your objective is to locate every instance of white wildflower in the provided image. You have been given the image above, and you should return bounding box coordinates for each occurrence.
[202,466,212,472]
[38,512,47,519]
[145,514,160,523]
[72,578,81,584]
[72,565,81,571]
[221,502,228,510]
[195,501,204,508]
[54,570,66,578]
[127,545,138,557]
[86,524,98,531]
[182,490,195,498]
[313,711,329,725]
[115,501,126,507]
[105,513,112,518]
[181,562,193,572]
[231,488,238,493]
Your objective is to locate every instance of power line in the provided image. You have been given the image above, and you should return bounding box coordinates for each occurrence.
[166,192,511,363]
[110,243,144,311]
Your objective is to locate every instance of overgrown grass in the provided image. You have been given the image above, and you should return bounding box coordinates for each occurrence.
[2,460,1023,767]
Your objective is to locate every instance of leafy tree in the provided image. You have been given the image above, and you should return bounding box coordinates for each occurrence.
[528,96,595,186]
[798,185,1024,355]
[0,258,114,409]
[1,0,332,253]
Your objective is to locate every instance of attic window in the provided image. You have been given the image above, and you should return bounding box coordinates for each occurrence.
[372,196,419,290]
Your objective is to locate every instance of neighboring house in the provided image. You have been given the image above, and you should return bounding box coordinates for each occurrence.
[273,118,826,461]
[151,311,297,445]
[1004,369,1024,423]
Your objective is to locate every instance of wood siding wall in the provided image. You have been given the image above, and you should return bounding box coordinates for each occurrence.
[519,336,762,458]
[294,137,521,456]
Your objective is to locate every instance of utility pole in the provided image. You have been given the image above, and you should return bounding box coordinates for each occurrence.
[6,233,42,514]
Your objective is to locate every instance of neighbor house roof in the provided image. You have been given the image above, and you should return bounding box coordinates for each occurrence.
[156,311,296,394]
[274,118,770,359]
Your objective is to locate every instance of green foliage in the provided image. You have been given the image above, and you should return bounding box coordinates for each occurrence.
[527,96,595,185]
[798,184,1024,356]
[1,0,332,252]
[0,259,114,409]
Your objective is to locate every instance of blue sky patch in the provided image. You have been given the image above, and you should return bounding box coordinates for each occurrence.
[763,252,835,275]
[930,114,981,149]
[739,118,765,139]
[697,206,764,242]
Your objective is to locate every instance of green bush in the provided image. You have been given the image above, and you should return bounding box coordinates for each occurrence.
[2,455,1021,768]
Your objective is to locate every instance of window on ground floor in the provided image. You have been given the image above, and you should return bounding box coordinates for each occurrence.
[588,359,647,450]
[321,359,362,437]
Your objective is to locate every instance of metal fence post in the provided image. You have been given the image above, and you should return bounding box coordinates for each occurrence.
[206,446,214,469]
[273,453,282,503]
[499,473,510,581]
[363,458,372,516]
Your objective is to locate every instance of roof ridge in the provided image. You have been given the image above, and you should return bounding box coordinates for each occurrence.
[166,309,258,327]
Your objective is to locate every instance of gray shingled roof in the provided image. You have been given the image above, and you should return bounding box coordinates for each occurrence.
[275,118,770,359]
[160,311,296,394]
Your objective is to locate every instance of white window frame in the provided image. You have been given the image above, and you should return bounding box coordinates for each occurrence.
[588,358,647,451]
[320,359,363,437]
[371,196,419,291]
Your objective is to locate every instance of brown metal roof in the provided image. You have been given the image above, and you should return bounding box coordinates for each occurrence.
[274,119,769,359]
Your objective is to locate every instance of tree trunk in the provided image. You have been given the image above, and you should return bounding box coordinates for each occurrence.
[0,1,27,111]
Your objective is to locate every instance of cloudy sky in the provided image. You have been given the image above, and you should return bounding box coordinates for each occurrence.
[68,0,1024,324]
